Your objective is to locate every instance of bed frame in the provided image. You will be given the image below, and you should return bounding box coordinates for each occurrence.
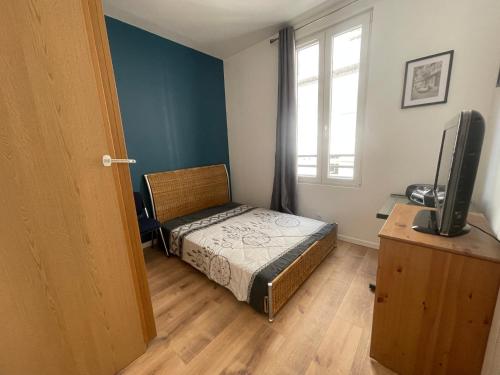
[144,164,337,321]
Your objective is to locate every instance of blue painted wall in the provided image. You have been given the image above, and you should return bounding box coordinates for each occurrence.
[105,17,229,196]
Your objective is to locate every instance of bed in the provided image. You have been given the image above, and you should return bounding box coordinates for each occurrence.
[144,164,337,321]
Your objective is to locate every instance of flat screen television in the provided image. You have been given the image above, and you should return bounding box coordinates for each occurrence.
[412,110,485,236]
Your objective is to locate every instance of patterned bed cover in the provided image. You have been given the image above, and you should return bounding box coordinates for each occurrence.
[162,203,333,313]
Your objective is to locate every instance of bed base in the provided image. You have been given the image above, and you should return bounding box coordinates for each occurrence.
[144,164,338,322]
[264,225,337,322]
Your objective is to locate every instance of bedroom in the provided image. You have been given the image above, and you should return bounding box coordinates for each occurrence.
[1,0,500,374]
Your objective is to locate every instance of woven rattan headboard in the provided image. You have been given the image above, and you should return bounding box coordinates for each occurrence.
[144,164,230,223]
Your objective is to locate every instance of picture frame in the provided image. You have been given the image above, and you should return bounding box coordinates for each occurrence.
[401,50,454,109]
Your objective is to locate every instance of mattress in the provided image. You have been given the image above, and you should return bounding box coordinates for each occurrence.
[162,203,334,313]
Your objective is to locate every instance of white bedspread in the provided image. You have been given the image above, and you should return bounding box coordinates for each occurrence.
[169,205,330,302]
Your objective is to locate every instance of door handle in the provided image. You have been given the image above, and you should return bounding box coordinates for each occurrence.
[102,154,136,167]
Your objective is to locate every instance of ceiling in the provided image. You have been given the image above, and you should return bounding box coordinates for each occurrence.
[103,0,345,59]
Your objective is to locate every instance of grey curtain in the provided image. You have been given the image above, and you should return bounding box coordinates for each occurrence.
[270,27,297,214]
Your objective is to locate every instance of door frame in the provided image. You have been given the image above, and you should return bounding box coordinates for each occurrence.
[82,0,157,343]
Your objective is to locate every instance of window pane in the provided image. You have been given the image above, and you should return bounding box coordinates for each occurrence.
[298,81,318,176]
[332,27,361,71]
[297,42,319,177]
[329,26,362,180]
[298,42,319,82]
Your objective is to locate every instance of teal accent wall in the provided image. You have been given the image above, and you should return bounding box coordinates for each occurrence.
[105,17,229,195]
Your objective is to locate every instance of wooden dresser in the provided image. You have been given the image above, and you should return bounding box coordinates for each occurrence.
[370,204,500,375]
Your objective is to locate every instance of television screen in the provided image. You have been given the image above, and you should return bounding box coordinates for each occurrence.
[434,117,459,230]
[413,110,484,237]
[433,110,484,235]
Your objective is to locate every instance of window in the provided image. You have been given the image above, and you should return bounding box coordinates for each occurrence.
[296,12,370,186]
[297,42,320,177]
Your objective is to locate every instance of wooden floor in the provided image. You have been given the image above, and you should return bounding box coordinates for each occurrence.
[120,241,395,375]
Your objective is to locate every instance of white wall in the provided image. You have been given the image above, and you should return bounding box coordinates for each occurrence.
[224,0,500,247]
[480,89,500,375]
[224,39,278,209]
[480,90,500,237]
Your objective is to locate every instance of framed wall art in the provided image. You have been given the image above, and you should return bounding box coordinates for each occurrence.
[402,50,454,108]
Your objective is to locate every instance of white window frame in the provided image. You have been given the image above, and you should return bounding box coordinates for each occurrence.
[296,11,371,187]
[296,34,325,184]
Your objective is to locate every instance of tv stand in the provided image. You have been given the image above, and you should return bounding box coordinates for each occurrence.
[370,204,500,375]
[412,208,471,236]
[411,209,439,234]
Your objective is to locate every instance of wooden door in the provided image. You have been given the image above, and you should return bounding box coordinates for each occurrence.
[0,1,153,374]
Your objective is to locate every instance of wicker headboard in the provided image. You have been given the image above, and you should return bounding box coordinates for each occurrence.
[144,164,230,223]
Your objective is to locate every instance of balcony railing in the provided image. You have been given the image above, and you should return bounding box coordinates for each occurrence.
[297,154,354,168]
[298,154,354,178]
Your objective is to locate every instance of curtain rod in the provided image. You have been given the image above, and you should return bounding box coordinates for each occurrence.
[269,0,360,44]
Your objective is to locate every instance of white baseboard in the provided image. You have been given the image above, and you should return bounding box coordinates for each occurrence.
[338,234,380,250]
[141,240,152,249]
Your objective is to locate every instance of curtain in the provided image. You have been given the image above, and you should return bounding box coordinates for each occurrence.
[270,27,297,214]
